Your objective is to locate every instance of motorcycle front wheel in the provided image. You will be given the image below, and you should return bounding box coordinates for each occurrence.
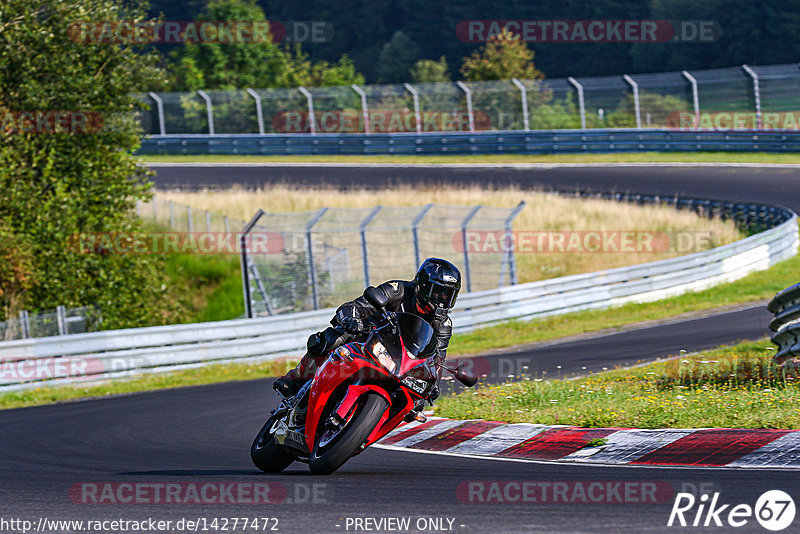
[251,413,297,473]
[308,392,388,475]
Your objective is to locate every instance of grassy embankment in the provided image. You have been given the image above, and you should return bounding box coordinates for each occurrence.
[437,338,800,429]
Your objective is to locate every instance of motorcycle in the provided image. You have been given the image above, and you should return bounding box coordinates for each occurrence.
[251,287,478,475]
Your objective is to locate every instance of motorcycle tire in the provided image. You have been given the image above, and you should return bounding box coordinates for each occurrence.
[251,413,297,473]
[308,393,388,475]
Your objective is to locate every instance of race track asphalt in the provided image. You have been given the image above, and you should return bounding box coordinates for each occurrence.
[2,164,799,533]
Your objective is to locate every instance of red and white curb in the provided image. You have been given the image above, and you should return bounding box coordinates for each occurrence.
[377,417,800,468]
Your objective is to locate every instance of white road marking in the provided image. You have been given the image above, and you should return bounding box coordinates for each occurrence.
[728,432,800,468]
[446,423,550,455]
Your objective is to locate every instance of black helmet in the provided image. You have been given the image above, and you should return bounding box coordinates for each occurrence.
[414,258,461,312]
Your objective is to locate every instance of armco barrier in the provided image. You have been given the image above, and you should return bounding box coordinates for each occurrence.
[0,195,796,391]
[137,129,800,156]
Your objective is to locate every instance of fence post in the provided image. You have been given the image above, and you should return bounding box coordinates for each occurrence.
[152,197,158,219]
[205,211,211,233]
[351,84,370,134]
[511,78,529,131]
[456,81,475,132]
[196,90,215,135]
[298,86,317,135]
[502,201,526,286]
[460,205,482,293]
[681,70,700,129]
[412,204,434,268]
[148,92,166,135]
[135,199,141,217]
[240,210,265,318]
[567,77,586,129]
[169,201,175,229]
[359,206,382,287]
[623,74,642,129]
[403,83,422,134]
[56,305,67,335]
[246,88,265,135]
[306,207,329,310]
[187,205,193,232]
[742,65,762,129]
[19,310,30,339]
[224,215,230,234]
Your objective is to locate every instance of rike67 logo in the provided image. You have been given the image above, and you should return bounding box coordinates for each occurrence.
[668,490,795,531]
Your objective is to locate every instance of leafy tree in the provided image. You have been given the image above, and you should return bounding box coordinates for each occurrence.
[460,28,544,82]
[0,0,180,328]
[377,31,420,83]
[168,0,292,90]
[410,57,452,83]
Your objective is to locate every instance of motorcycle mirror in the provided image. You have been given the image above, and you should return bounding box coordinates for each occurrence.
[364,286,389,309]
[453,363,478,387]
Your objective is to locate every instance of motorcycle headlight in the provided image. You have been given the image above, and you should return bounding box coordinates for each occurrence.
[372,341,396,373]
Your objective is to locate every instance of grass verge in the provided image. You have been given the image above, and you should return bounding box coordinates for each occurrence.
[141,152,800,165]
[165,254,243,323]
[436,338,800,429]
[446,248,798,356]
[0,359,294,411]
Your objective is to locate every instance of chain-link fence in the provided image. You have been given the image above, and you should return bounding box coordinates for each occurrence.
[136,196,248,233]
[1,306,95,341]
[241,202,525,317]
[136,62,800,135]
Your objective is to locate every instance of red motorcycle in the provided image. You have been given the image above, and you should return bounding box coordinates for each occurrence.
[251,288,477,475]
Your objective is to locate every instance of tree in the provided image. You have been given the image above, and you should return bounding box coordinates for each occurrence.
[0,0,178,328]
[377,31,421,83]
[410,57,451,83]
[460,28,544,81]
[168,0,293,90]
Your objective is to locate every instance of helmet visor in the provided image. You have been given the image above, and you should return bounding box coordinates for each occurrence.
[423,281,458,309]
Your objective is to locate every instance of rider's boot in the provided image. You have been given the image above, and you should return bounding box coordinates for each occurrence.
[273,327,351,397]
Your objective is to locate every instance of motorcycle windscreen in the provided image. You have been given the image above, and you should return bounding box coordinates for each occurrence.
[395,313,436,359]
[370,314,434,359]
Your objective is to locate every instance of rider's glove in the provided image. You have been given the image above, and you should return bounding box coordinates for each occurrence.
[341,316,365,334]
[427,385,440,403]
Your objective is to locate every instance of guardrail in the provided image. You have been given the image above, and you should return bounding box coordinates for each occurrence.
[769,283,800,366]
[0,193,796,391]
[137,129,800,156]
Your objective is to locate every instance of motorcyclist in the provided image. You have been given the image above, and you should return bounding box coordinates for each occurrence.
[272,257,462,405]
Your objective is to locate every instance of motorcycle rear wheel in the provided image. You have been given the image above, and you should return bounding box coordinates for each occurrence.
[308,393,388,475]
[251,413,297,473]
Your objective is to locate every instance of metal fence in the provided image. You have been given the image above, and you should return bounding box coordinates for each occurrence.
[240,202,525,316]
[136,63,800,135]
[0,306,94,341]
[136,196,248,233]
